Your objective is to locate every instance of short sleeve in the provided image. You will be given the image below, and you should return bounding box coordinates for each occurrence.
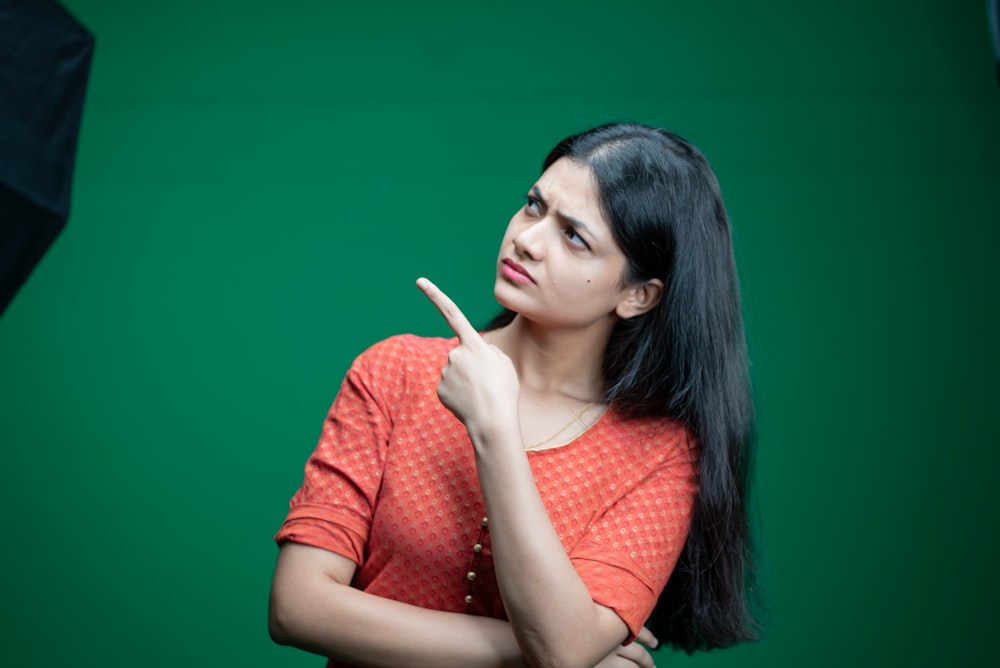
[274,337,408,564]
[570,429,698,642]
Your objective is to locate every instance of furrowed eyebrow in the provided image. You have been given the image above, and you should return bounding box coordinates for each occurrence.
[532,185,596,240]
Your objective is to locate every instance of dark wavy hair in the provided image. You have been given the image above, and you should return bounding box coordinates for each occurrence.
[487,122,760,652]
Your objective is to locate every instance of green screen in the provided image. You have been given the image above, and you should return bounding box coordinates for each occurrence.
[1,1,998,665]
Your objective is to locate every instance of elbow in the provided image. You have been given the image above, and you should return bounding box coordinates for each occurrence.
[268,615,288,647]
[267,592,296,646]
[268,543,358,651]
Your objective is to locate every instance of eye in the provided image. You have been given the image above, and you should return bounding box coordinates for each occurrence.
[524,194,542,215]
[563,225,591,250]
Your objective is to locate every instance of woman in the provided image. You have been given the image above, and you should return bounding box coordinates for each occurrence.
[269,123,759,668]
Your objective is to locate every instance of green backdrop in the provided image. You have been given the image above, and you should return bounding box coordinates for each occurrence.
[2,1,998,666]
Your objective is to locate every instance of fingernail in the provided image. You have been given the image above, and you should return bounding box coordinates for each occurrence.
[416,277,429,289]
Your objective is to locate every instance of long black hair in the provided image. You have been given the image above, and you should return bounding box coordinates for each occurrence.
[488,123,760,651]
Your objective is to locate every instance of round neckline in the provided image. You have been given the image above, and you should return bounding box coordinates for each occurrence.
[525,403,612,454]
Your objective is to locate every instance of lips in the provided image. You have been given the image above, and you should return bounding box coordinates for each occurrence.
[501,258,536,285]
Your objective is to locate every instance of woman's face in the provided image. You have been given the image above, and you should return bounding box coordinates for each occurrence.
[493,157,635,330]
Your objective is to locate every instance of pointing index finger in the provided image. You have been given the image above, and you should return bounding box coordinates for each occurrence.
[416,277,480,344]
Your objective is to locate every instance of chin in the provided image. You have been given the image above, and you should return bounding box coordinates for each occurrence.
[492,279,524,312]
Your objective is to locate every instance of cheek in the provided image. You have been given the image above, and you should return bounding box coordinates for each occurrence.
[579,269,615,289]
[577,271,626,302]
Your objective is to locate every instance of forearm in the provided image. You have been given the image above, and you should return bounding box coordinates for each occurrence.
[270,546,525,668]
[472,430,627,668]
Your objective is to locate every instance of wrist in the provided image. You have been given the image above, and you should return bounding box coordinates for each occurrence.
[465,409,520,452]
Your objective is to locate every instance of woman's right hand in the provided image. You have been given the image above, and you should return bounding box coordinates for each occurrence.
[416,277,521,443]
[593,626,659,668]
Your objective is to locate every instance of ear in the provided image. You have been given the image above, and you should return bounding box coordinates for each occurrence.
[615,278,664,319]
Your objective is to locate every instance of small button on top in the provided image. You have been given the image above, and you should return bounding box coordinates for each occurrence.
[481,517,489,528]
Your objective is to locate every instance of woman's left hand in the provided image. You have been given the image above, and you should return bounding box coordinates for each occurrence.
[417,277,520,442]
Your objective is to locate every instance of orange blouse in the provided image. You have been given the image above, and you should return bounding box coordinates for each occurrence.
[276,334,697,644]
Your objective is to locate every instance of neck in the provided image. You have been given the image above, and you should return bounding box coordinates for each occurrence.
[489,314,613,402]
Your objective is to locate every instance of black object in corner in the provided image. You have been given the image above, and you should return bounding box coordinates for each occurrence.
[0,0,94,317]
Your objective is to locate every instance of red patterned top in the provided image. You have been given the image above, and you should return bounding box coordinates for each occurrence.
[275,334,698,646]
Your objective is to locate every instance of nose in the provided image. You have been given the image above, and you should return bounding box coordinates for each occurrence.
[512,219,545,261]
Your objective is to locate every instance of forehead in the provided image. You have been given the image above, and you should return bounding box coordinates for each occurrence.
[535,158,606,220]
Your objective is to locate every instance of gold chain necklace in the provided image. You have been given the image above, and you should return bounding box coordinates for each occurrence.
[524,400,598,451]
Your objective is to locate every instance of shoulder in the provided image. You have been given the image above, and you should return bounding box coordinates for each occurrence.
[600,407,697,464]
[350,333,458,380]
[356,333,457,363]
[602,406,691,441]
[336,334,458,412]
